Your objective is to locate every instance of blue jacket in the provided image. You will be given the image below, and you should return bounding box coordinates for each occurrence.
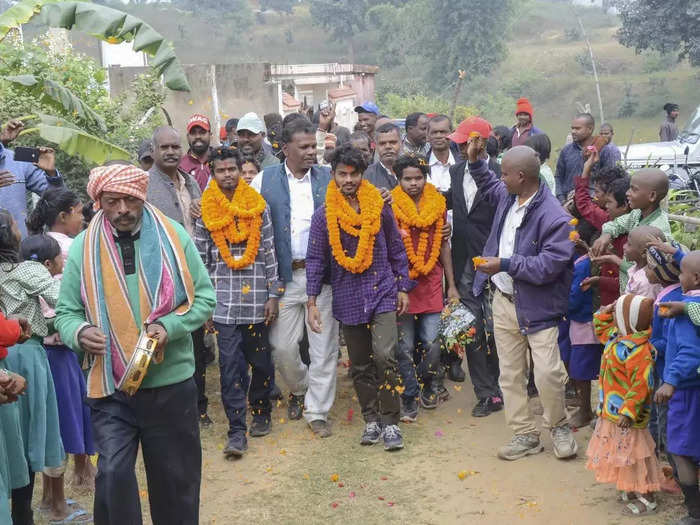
[663,296,700,390]
[651,284,684,379]
[0,143,63,236]
[470,159,574,334]
[258,163,331,283]
[569,255,593,323]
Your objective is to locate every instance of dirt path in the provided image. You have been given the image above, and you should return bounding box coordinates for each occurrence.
[39,360,684,525]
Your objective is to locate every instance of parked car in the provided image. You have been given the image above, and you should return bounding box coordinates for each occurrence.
[620,105,700,192]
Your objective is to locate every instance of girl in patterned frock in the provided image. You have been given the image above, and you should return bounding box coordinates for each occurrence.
[587,293,664,516]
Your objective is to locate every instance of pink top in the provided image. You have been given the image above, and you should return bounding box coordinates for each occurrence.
[625,263,662,300]
[42,231,73,345]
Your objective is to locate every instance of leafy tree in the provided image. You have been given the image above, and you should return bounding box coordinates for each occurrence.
[0,37,164,195]
[614,0,700,66]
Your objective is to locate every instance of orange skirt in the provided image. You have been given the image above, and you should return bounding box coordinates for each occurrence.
[585,418,663,494]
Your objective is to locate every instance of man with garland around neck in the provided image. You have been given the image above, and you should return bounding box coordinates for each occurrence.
[306,143,413,451]
[194,147,282,458]
[390,154,460,422]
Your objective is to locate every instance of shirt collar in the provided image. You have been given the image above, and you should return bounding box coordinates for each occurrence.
[429,150,454,167]
[513,192,535,212]
[284,162,311,183]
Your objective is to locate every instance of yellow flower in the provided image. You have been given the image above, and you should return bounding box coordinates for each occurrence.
[391,183,446,279]
[326,180,384,274]
[472,256,487,269]
[330,473,339,482]
[242,284,251,295]
[569,217,579,226]
[569,231,580,242]
[106,36,120,44]
[201,179,266,269]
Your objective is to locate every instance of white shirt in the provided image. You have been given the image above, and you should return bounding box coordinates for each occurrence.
[250,163,315,260]
[462,163,478,213]
[428,150,455,192]
[491,193,535,295]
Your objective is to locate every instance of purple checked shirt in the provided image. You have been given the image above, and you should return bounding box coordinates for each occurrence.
[306,203,413,326]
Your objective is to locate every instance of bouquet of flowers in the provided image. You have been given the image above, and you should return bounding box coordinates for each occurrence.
[439,301,477,358]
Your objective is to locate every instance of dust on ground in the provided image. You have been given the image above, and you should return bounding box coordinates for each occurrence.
[38,359,683,525]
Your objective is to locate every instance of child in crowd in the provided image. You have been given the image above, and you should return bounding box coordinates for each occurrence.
[0,211,72,525]
[524,133,555,195]
[575,150,630,303]
[27,188,97,491]
[0,313,30,523]
[391,154,460,420]
[566,241,603,428]
[644,239,686,451]
[587,294,664,516]
[591,168,672,289]
[240,154,261,184]
[654,251,700,525]
[596,225,665,300]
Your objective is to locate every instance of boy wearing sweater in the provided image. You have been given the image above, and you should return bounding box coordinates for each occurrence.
[654,251,700,525]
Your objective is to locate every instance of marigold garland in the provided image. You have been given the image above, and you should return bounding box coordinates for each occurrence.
[325,180,384,274]
[391,183,445,279]
[201,178,266,269]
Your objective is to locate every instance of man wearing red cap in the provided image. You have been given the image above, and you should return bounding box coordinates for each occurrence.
[446,117,504,417]
[511,97,543,148]
[180,114,213,192]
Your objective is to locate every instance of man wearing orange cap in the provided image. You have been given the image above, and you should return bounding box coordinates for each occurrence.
[55,163,215,525]
[511,97,543,148]
[180,114,213,192]
[446,117,504,417]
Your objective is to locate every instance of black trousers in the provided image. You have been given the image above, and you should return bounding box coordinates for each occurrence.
[192,326,208,415]
[87,378,201,525]
[11,469,34,525]
[458,264,501,400]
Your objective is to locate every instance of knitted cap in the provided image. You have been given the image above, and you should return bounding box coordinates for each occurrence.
[515,97,534,119]
[646,241,684,285]
[614,294,654,335]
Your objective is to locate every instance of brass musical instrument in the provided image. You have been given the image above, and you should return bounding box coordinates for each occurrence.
[118,332,160,396]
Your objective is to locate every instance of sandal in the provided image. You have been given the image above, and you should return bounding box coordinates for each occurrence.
[618,491,638,503]
[623,496,658,517]
[49,508,93,524]
[39,499,79,514]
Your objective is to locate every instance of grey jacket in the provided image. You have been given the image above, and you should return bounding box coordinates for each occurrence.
[147,165,202,228]
[363,162,397,190]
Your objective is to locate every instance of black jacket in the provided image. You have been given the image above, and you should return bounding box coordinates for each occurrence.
[446,160,497,285]
[363,161,398,190]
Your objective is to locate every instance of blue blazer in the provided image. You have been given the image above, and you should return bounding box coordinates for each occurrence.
[259,163,331,282]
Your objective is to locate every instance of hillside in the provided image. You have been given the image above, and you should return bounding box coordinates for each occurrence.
[28,0,697,152]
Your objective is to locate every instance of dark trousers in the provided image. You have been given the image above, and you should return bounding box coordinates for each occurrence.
[88,378,201,525]
[458,265,501,400]
[192,326,208,415]
[343,311,400,426]
[11,470,34,525]
[214,322,273,437]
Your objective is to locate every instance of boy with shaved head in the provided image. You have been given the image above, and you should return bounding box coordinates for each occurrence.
[466,142,577,461]
[591,168,672,290]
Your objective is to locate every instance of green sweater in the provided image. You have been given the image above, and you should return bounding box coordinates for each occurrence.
[55,219,215,390]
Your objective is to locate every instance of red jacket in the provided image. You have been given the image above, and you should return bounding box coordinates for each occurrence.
[0,313,20,360]
[574,176,625,306]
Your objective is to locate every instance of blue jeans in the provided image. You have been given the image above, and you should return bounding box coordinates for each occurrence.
[397,312,441,400]
[215,322,273,437]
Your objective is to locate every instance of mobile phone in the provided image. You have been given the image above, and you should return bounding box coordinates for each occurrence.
[14,147,40,163]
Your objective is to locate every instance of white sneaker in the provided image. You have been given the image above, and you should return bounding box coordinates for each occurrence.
[551,424,578,459]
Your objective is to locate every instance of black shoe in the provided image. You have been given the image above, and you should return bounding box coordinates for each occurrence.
[287,394,304,420]
[204,346,216,367]
[199,413,213,428]
[224,433,247,458]
[420,388,438,409]
[269,384,283,401]
[472,397,503,417]
[400,397,418,422]
[249,416,271,437]
[447,361,466,382]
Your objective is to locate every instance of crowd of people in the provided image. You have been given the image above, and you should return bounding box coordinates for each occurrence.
[0,96,698,525]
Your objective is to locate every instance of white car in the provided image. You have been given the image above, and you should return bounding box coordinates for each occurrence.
[621,105,700,191]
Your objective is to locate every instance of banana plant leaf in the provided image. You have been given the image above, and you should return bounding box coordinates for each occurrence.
[4,74,107,132]
[0,0,61,41]
[40,2,190,92]
[31,123,131,165]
